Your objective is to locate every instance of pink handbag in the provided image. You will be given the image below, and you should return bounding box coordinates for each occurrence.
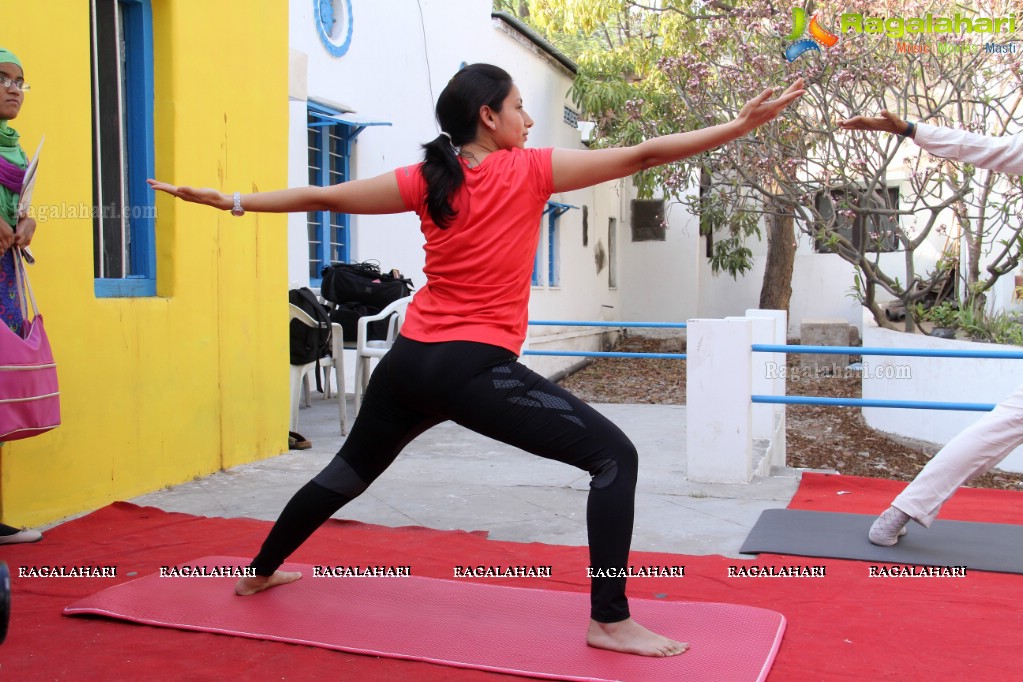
[0,249,60,441]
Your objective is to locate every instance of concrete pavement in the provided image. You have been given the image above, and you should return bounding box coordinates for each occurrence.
[130,394,807,560]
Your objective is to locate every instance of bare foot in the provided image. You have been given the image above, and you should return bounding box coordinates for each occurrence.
[586,618,689,657]
[235,570,302,596]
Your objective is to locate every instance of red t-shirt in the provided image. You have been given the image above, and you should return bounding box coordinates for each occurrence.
[395,147,554,354]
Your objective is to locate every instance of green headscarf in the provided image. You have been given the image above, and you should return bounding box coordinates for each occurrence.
[0,48,21,69]
[0,47,27,228]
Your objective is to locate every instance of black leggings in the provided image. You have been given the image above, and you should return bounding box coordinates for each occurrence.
[251,335,639,622]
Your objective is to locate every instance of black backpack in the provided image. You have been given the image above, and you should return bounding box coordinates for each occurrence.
[288,287,332,366]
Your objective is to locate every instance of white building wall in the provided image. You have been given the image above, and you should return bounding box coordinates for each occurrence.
[286,0,1023,387]
[288,0,449,288]
[862,314,1023,472]
[617,197,698,325]
[287,0,626,380]
[788,170,1023,338]
[626,164,1023,341]
[616,193,768,330]
[789,242,910,338]
[694,215,766,323]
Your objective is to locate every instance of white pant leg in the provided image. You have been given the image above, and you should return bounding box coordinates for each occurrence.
[893,381,1023,526]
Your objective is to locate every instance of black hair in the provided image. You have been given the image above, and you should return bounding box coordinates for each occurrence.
[421,63,513,228]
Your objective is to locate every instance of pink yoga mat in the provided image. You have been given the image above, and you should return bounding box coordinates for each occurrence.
[65,556,785,681]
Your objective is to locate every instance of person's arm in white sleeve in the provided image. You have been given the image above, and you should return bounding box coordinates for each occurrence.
[840,110,1023,176]
[913,122,1023,176]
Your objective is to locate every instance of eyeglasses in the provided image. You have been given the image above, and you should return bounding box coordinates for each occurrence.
[0,76,29,93]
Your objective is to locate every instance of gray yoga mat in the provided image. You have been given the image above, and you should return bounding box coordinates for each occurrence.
[740,509,1023,574]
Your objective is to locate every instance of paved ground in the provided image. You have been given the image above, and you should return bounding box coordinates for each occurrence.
[131,394,806,559]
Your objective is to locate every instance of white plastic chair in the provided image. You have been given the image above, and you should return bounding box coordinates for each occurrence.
[354,296,413,415]
[314,293,356,435]
[288,303,334,432]
[329,322,350,435]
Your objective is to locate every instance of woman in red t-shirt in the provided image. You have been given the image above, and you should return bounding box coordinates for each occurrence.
[150,63,802,658]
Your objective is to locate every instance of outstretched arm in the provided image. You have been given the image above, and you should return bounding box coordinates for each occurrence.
[551,79,805,193]
[840,109,1023,175]
[146,171,407,215]
[838,109,912,136]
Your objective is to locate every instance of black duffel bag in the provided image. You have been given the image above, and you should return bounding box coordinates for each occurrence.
[320,261,413,309]
[329,302,394,343]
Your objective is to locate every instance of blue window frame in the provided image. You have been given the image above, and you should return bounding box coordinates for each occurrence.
[306,102,390,285]
[91,0,156,297]
[532,201,575,287]
[531,227,543,286]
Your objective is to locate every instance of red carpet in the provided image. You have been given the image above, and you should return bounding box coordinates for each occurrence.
[789,471,1023,523]
[65,556,785,682]
[0,473,1020,681]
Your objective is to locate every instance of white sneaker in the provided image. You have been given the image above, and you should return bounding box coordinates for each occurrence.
[868,507,910,546]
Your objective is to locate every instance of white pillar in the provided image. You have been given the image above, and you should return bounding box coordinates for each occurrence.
[729,315,774,445]
[686,318,753,483]
[747,309,787,468]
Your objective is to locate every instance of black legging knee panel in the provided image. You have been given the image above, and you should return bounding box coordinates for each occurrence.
[253,336,639,622]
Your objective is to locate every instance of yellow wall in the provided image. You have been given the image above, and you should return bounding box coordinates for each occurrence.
[2,1,290,526]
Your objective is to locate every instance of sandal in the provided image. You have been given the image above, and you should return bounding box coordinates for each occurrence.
[288,431,312,450]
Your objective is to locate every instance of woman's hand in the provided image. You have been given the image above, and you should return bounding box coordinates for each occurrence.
[838,110,910,135]
[147,179,232,210]
[734,78,806,134]
[0,219,14,255]
[13,210,36,248]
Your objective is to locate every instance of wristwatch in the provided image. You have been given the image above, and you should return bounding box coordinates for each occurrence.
[231,192,245,216]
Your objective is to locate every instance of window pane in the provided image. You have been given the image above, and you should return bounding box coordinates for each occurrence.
[814,191,855,253]
[608,217,617,288]
[307,107,353,279]
[328,129,346,264]
[308,123,321,185]
[699,168,713,258]
[92,0,126,278]
[91,0,156,295]
[328,128,345,184]
[862,187,900,252]
[308,217,321,278]
[814,188,900,254]
[630,199,666,241]
[307,118,324,277]
[531,220,543,286]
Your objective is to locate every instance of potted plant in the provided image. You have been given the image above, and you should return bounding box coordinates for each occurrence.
[915,301,959,339]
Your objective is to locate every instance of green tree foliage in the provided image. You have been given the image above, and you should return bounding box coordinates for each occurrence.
[517,0,1023,329]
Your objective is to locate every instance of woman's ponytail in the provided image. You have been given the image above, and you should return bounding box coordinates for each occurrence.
[420,64,513,229]
[421,134,463,229]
